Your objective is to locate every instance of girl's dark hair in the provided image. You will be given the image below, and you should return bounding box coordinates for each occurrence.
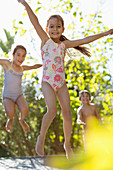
[79,90,91,100]
[13,45,27,55]
[60,35,91,57]
[47,15,91,57]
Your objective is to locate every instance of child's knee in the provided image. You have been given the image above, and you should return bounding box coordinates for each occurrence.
[22,107,28,114]
[6,112,15,119]
[63,110,72,121]
[48,107,57,118]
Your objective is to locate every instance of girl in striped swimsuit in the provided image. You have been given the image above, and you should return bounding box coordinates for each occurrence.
[0,45,42,133]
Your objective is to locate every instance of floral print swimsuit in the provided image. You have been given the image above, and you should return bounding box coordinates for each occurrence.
[41,38,66,91]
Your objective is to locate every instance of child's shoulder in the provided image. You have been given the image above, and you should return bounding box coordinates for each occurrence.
[4,59,11,66]
[6,59,11,63]
[3,59,11,72]
[89,103,97,108]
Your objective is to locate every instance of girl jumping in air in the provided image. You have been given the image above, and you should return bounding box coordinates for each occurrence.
[0,45,42,133]
[17,0,113,158]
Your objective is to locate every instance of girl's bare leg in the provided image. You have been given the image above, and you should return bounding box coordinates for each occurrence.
[36,82,57,156]
[16,95,30,133]
[3,99,16,133]
[57,84,72,159]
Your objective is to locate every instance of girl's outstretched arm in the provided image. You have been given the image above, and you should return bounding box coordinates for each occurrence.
[64,29,113,49]
[0,59,10,72]
[22,63,42,71]
[0,59,7,66]
[17,0,48,43]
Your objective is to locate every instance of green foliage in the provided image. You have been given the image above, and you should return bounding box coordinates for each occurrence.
[48,118,113,169]
[0,29,14,53]
[13,19,26,36]
[0,0,113,157]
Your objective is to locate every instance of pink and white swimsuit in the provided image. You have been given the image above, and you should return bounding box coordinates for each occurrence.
[41,38,66,91]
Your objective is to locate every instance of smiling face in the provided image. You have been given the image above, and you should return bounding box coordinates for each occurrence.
[80,92,91,104]
[13,48,26,66]
[46,16,64,42]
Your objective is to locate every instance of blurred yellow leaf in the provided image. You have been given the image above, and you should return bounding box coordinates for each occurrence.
[49,118,113,170]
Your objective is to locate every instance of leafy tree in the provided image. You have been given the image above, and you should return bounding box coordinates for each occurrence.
[0,29,14,54]
[0,0,113,157]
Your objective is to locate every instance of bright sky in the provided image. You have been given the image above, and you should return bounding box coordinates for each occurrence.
[0,0,113,37]
[80,0,113,28]
[0,0,113,74]
[0,0,23,34]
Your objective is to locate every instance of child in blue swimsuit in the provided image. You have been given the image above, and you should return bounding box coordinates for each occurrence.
[0,45,42,133]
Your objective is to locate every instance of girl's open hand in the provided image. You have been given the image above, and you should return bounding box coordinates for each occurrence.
[105,29,113,36]
[109,29,113,35]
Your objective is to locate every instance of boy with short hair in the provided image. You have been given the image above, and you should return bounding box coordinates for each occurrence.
[77,90,101,149]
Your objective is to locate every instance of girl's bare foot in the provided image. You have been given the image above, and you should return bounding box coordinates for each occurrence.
[64,144,73,159]
[35,135,44,157]
[5,118,14,133]
[19,119,30,133]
